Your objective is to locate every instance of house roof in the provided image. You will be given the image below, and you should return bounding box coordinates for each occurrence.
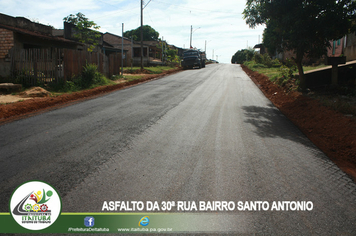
[104,32,132,42]
[253,43,264,49]
[103,41,127,52]
[0,23,81,45]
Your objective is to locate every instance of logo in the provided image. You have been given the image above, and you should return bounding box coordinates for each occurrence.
[84,216,95,227]
[138,216,150,227]
[10,180,61,230]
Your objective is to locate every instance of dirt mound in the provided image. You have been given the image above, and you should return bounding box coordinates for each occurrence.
[241,64,356,182]
[0,68,182,122]
[20,87,52,97]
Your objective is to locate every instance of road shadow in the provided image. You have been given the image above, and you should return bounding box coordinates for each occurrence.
[242,104,316,149]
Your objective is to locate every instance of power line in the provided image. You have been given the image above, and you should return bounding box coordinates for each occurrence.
[143,0,152,9]
[152,0,239,15]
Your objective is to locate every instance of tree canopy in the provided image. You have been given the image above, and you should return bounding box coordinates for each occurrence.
[243,0,356,90]
[63,12,101,52]
[231,48,254,64]
[123,25,159,41]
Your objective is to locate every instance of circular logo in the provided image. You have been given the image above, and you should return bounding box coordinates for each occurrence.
[9,180,61,230]
[138,216,150,226]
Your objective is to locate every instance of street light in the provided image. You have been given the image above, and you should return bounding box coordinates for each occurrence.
[190,25,200,48]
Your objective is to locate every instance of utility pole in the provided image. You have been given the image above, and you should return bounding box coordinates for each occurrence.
[131,37,133,70]
[139,0,151,70]
[205,40,206,53]
[121,23,124,76]
[140,0,144,70]
[161,36,163,63]
[190,25,192,48]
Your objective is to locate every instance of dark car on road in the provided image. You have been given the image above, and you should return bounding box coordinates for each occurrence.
[181,49,206,69]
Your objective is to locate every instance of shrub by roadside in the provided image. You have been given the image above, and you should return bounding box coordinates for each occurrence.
[48,63,113,93]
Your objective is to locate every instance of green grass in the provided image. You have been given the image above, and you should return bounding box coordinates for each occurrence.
[244,61,280,79]
[123,75,145,81]
[303,64,327,72]
[244,61,327,79]
[123,66,176,74]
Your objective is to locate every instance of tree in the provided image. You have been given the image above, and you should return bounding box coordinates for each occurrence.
[63,13,101,52]
[231,48,255,64]
[231,49,248,64]
[167,49,179,62]
[243,0,356,90]
[123,25,159,41]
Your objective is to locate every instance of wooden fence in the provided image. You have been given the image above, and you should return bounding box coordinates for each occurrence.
[11,48,63,86]
[10,48,125,86]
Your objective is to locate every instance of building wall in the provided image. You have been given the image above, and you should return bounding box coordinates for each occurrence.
[327,38,344,57]
[0,28,14,59]
[0,28,14,78]
[327,34,356,62]
[344,33,356,61]
[103,33,134,63]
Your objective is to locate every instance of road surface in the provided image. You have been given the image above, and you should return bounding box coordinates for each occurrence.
[1,64,355,234]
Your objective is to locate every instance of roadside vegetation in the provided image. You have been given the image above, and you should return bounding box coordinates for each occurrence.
[239,49,299,90]
[113,66,180,82]
[121,66,178,75]
[48,63,114,93]
[12,64,179,95]
[240,51,356,116]
[242,0,356,91]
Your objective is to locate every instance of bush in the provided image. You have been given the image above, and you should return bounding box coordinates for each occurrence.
[47,63,111,92]
[275,65,297,86]
[271,58,282,67]
[253,63,267,68]
[253,53,263,64]
[262,54,273,68]
[81,63,102,88]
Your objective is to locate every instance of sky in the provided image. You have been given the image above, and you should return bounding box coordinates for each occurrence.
[0,0,265,63]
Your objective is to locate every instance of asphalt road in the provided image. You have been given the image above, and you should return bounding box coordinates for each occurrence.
[1,64,356,234]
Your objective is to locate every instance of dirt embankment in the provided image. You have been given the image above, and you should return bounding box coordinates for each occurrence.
[241,64,356,182]
[0,68,182,124]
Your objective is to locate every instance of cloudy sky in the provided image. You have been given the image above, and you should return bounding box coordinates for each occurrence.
[1,0,265,63]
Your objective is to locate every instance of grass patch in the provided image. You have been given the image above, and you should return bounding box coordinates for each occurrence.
[244,61,281,79]
[303,64,327,72]
[123,66,176,74]
[245,61,327,76]
[123,75,145,81]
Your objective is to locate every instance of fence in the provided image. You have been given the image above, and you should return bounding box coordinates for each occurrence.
[10,48,125,86]
[11,48,63,86]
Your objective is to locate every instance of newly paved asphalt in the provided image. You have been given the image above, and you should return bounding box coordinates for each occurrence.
[1,64,355,234]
